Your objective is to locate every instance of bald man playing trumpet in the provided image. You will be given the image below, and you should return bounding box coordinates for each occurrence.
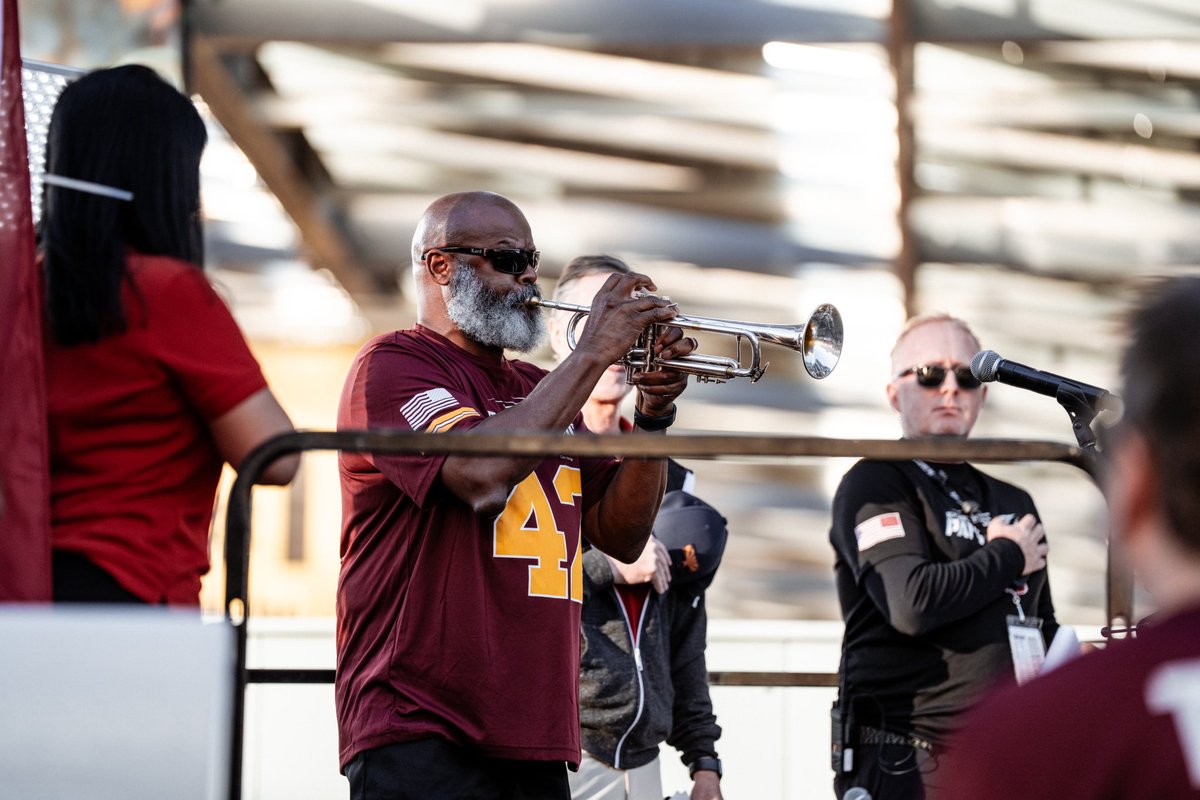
[335,190,697,800]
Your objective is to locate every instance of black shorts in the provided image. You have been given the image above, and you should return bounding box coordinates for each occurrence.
[346,737,570,800]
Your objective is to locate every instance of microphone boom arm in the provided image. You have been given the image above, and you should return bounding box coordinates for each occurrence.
[1056,383,1101,451]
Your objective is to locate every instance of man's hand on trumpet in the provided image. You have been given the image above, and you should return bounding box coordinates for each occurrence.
[572,271,696,420]
[629,327,695,419]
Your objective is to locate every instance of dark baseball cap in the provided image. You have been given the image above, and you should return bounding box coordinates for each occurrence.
[652,490,728,590]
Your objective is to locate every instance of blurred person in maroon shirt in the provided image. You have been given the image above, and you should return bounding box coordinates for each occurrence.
[942,275,1200,799]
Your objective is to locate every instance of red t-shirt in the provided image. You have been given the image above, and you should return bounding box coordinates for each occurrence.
[942,605,1200,798]
[44,253,267,604]
[336,325,619,769]
[617,585,651,646]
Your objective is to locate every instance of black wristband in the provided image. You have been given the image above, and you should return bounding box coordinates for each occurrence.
[633,404,676,431]
[688,756,722,779]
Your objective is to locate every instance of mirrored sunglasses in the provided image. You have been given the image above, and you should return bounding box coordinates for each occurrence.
[897,363,982,390]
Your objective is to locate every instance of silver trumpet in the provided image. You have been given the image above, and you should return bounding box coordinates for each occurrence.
[529,296,843,383]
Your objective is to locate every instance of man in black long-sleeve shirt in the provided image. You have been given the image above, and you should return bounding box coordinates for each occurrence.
[829,313,1054,800]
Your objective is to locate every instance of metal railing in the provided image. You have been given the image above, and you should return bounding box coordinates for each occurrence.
[222,430,1110,800]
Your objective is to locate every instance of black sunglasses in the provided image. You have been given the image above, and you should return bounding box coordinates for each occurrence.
[897,363,982,390]
[425,246,540,276]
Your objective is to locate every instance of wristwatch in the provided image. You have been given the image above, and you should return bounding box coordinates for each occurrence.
[688,756,722,779]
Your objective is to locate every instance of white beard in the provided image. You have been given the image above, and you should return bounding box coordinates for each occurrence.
[446,262,546,352]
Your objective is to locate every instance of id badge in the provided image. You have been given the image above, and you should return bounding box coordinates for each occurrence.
[1007,614,1045,685]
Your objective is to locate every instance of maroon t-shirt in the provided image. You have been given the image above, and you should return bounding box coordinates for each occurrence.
[942,604,1200,798]
[336,325,619,769]
[45,253,267,603]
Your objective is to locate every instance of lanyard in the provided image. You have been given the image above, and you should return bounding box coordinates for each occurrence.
[914,459,1032,600]
[911,459,980,515]
[1006,587,1027,620]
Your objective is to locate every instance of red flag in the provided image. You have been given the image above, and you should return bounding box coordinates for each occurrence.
[0,0,51,601]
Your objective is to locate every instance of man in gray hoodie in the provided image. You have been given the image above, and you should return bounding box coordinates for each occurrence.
[549,255,725,800]
[575,490,727,800]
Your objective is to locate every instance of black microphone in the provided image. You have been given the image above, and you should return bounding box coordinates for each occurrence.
[970,350,1117,412]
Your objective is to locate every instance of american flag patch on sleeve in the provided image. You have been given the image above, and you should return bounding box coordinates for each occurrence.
[401,388,458,431]
[854,512,907,552]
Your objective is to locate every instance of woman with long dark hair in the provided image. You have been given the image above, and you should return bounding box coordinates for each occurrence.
[41,64,297,604]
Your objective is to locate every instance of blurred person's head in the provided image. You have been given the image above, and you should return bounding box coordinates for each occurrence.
[1107,275,1200,611]
[411,191,543,352]
[41,64,208,345]
[653,490,728,593]
[887,313,986,439]
[549,255,634,406]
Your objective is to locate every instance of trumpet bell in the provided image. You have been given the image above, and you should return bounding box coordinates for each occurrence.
[802,303,843,380]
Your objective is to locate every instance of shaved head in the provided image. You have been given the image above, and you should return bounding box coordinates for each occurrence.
[411,191,528,269]
[890,312,980,374]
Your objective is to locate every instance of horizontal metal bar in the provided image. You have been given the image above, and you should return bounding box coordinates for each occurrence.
[237,430,1097,475]
[245,667,838,688]
[247,668,335,684]
[708,671,840,688]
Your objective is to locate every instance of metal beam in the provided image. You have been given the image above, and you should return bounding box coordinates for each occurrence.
[189,0,883,46]
[188,34,377,296]
[890,0,918,317]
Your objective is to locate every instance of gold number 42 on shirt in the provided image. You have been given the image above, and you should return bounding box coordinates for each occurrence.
[493,466,583,602]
